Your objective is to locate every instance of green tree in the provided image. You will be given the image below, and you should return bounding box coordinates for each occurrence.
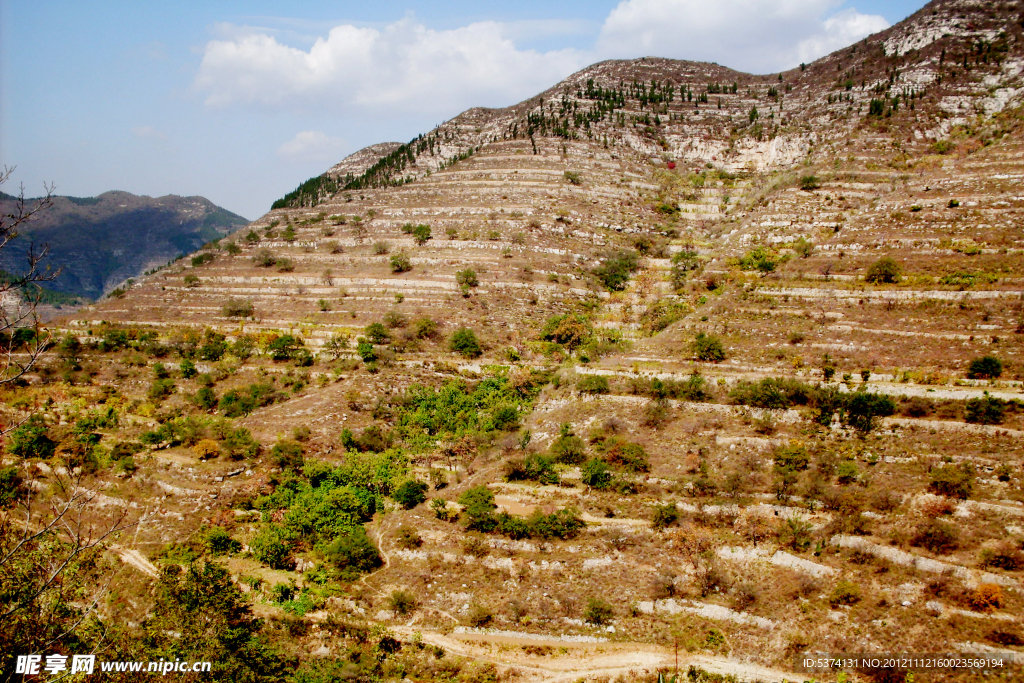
[458,486,496,531]
[449,327,482,358]
[581,458,612,490]
[651,503,679,531]
[865,257,901,284]
[393,479,428,509]
[965,394,1005,424]
[843,391,895,433]
[250,524,294,569]
[593,250,640,291]
[584,597,614,625]
[7,416,56,459]
[365,322,390,345]
[141,562,285,682]
[323,527,381,579]
[929,464,974,499]
[455,268,479,287]
[412,224,432,245]
[693,332,725,362]
[967,356,1003,379]
[390,251,412,273]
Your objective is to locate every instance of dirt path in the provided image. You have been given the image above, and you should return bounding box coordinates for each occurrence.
[391,626,794,682]
[112,545,159,577]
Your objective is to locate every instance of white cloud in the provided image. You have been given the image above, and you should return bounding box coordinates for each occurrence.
[194,3,889,117]
[195,16,586,115]
[277,130,348,164]
[132,126,166,140]
[596,0,888,73]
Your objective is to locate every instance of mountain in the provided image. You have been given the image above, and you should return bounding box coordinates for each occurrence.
[34,0,1024,678]
[0,190,248,301]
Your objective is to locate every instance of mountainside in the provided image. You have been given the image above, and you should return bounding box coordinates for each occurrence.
[0,189,248,301]
[20,0,1024,679]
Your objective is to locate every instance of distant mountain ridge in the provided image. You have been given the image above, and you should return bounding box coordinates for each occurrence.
[0,190,248,301]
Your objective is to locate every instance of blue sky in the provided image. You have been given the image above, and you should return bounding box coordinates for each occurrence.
[2,0,926,219]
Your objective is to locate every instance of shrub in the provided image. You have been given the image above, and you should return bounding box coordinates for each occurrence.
[593,250,640,291]
[356,342,376,363]
[967,584,1002,612]
[584,597,614,625]
[412,224,432,245]
[843,391,895,433]
[222,428,260,460]
[799,175,820,191]
[372,241,391,255]
[773,443,810,472]
[271,440,305,471]
[458,486,497,530]
[730,378,813,410]
[929,464,974,499]
[738,246,778,273]
[504,453,559,485]
[602,439,649,472]
[192,439,221,460]
[449,328,482,358]
[549,434,586,464]
[581,458,612,490]
[829,580,862,607]
[251,524,293,569]
[979,542,1024,571]
[413,317,439,339]
[455,269,479,287]
[7,416,56,459]
[577,375,610,394]
[911,519,960,554]
[390,252,412,273]
[148,378,176,401]
[205,526,241,555]
[178,359,197,379]
[836,461,860,484]
[965,394,1005,424]
[564,170,582,186]
[222,298,254,318]
[779,516,813,551]
[388,590,417,615]
[967,356,1003,379]
[467,603,493,627]
[431,498,457,522]
[639,299,689,336]
[0,466,24,507]
[395,525,422,549]
[191,252,215,267]
[323,527,382,579]
[693,333,725,362]
[383,310,407,329]
[267,334,305,361]
[393,479,428,509]
[865,257,902,284]
[651,503,679,531]
[540,313,592,350]
[364,323,390,345]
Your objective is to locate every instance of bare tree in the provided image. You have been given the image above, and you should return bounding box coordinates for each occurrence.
[0,166,60,395]
[0,169,140,679]
[1,469,134,675]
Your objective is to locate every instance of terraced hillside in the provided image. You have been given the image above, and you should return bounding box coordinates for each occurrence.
[7,1,1024,682]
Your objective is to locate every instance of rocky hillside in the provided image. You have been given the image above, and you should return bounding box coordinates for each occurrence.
[19,0,1024,680]
[0,190,248,301]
